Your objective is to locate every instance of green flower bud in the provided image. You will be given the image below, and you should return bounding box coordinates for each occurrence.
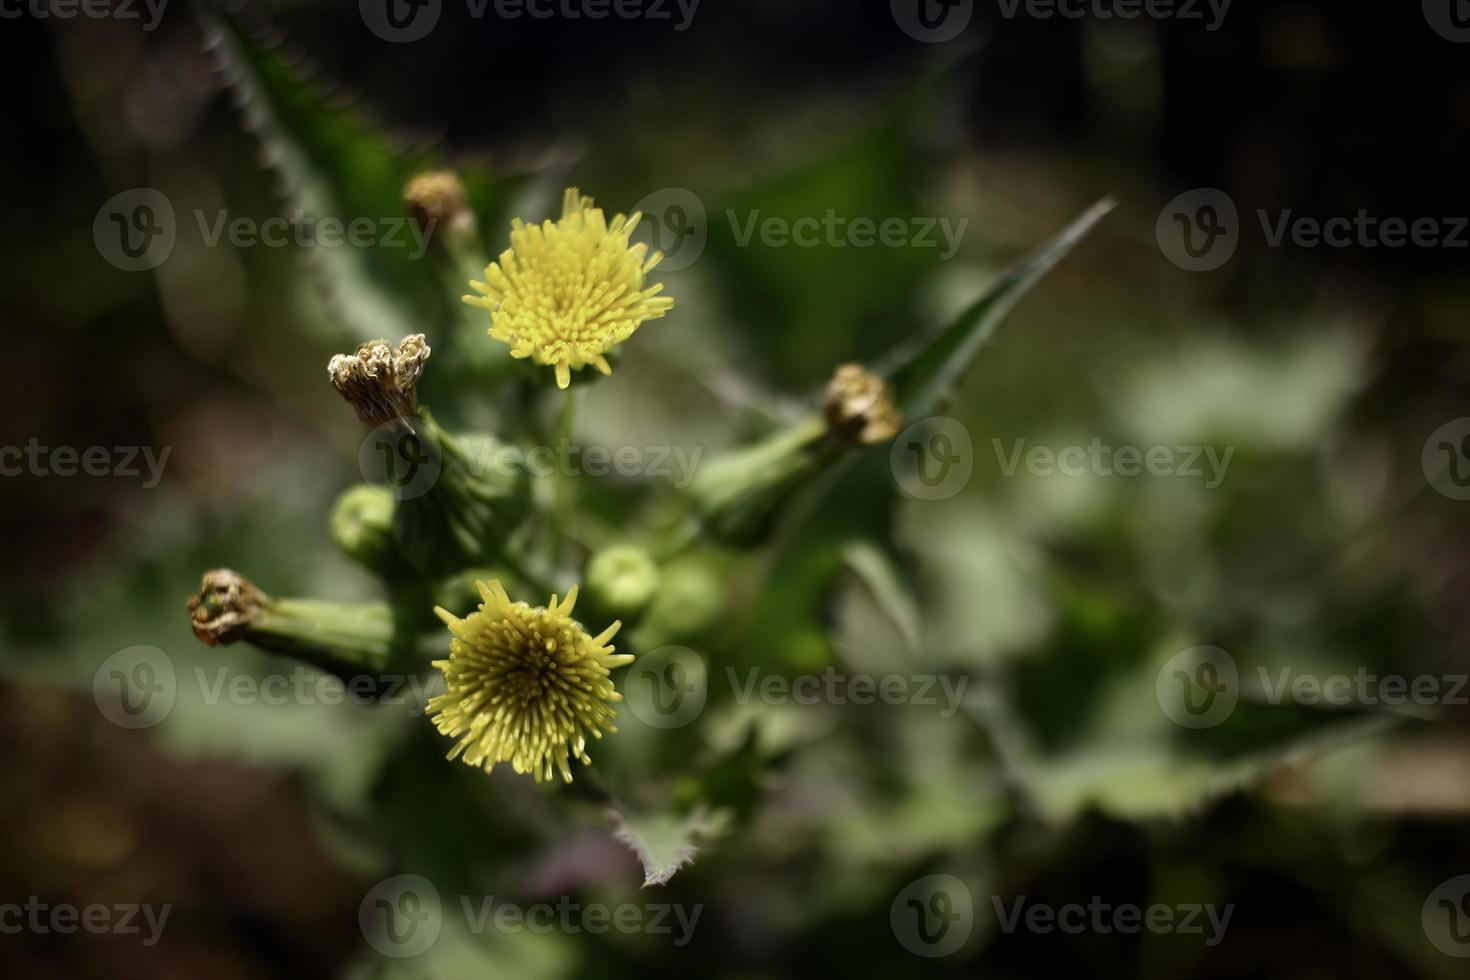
[330,484,399,576]
[636,553,726,644]
[587,544,660,615]
[329,335,531,577]
[389,410,531,577]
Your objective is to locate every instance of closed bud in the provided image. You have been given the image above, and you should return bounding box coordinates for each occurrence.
[330,484,399,576]
[587,544,661,615]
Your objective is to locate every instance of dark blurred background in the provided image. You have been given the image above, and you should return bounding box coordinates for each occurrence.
[3,0,1470,977]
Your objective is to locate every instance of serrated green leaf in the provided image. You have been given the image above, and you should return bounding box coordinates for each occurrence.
[609,806,716,887]
[199,9,436,339]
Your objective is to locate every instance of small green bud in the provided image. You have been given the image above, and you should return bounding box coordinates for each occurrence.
[636,554,725,644]
[587,544,660,615]
[330,484,399,575]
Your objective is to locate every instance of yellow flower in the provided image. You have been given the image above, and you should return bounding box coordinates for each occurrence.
[464,188,674,389]
[428,579,631,783]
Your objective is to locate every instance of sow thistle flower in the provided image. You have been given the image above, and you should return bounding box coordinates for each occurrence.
[465,188,674,389]
[429,579,631,784]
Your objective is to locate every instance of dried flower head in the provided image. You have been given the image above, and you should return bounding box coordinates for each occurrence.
[429,579,631,783]
[328,334,431,428]
[823,363,901,445]
[404,170,469,231]
[464,188,674,389]
[187,569,269,646]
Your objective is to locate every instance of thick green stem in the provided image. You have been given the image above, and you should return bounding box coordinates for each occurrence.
[187,570,417,681]
[686,415,838,544]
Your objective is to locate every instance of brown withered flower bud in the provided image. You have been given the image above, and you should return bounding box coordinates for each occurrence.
[823,363,901,446]
[328,334,431,428]
[404,170,470,235]
[187,569,270,646]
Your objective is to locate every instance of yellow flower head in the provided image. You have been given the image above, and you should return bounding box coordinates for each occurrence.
[428,579,631,783]
[464,188,674,389]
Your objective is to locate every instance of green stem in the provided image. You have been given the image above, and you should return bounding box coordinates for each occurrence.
[550,388,582,569]
[249,599,401,675]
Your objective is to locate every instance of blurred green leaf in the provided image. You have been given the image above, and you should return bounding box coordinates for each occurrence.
[886,197,1117,420]
[200,8,437,338]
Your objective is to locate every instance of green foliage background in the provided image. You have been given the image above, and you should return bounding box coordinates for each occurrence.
[3,3,1469,978]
